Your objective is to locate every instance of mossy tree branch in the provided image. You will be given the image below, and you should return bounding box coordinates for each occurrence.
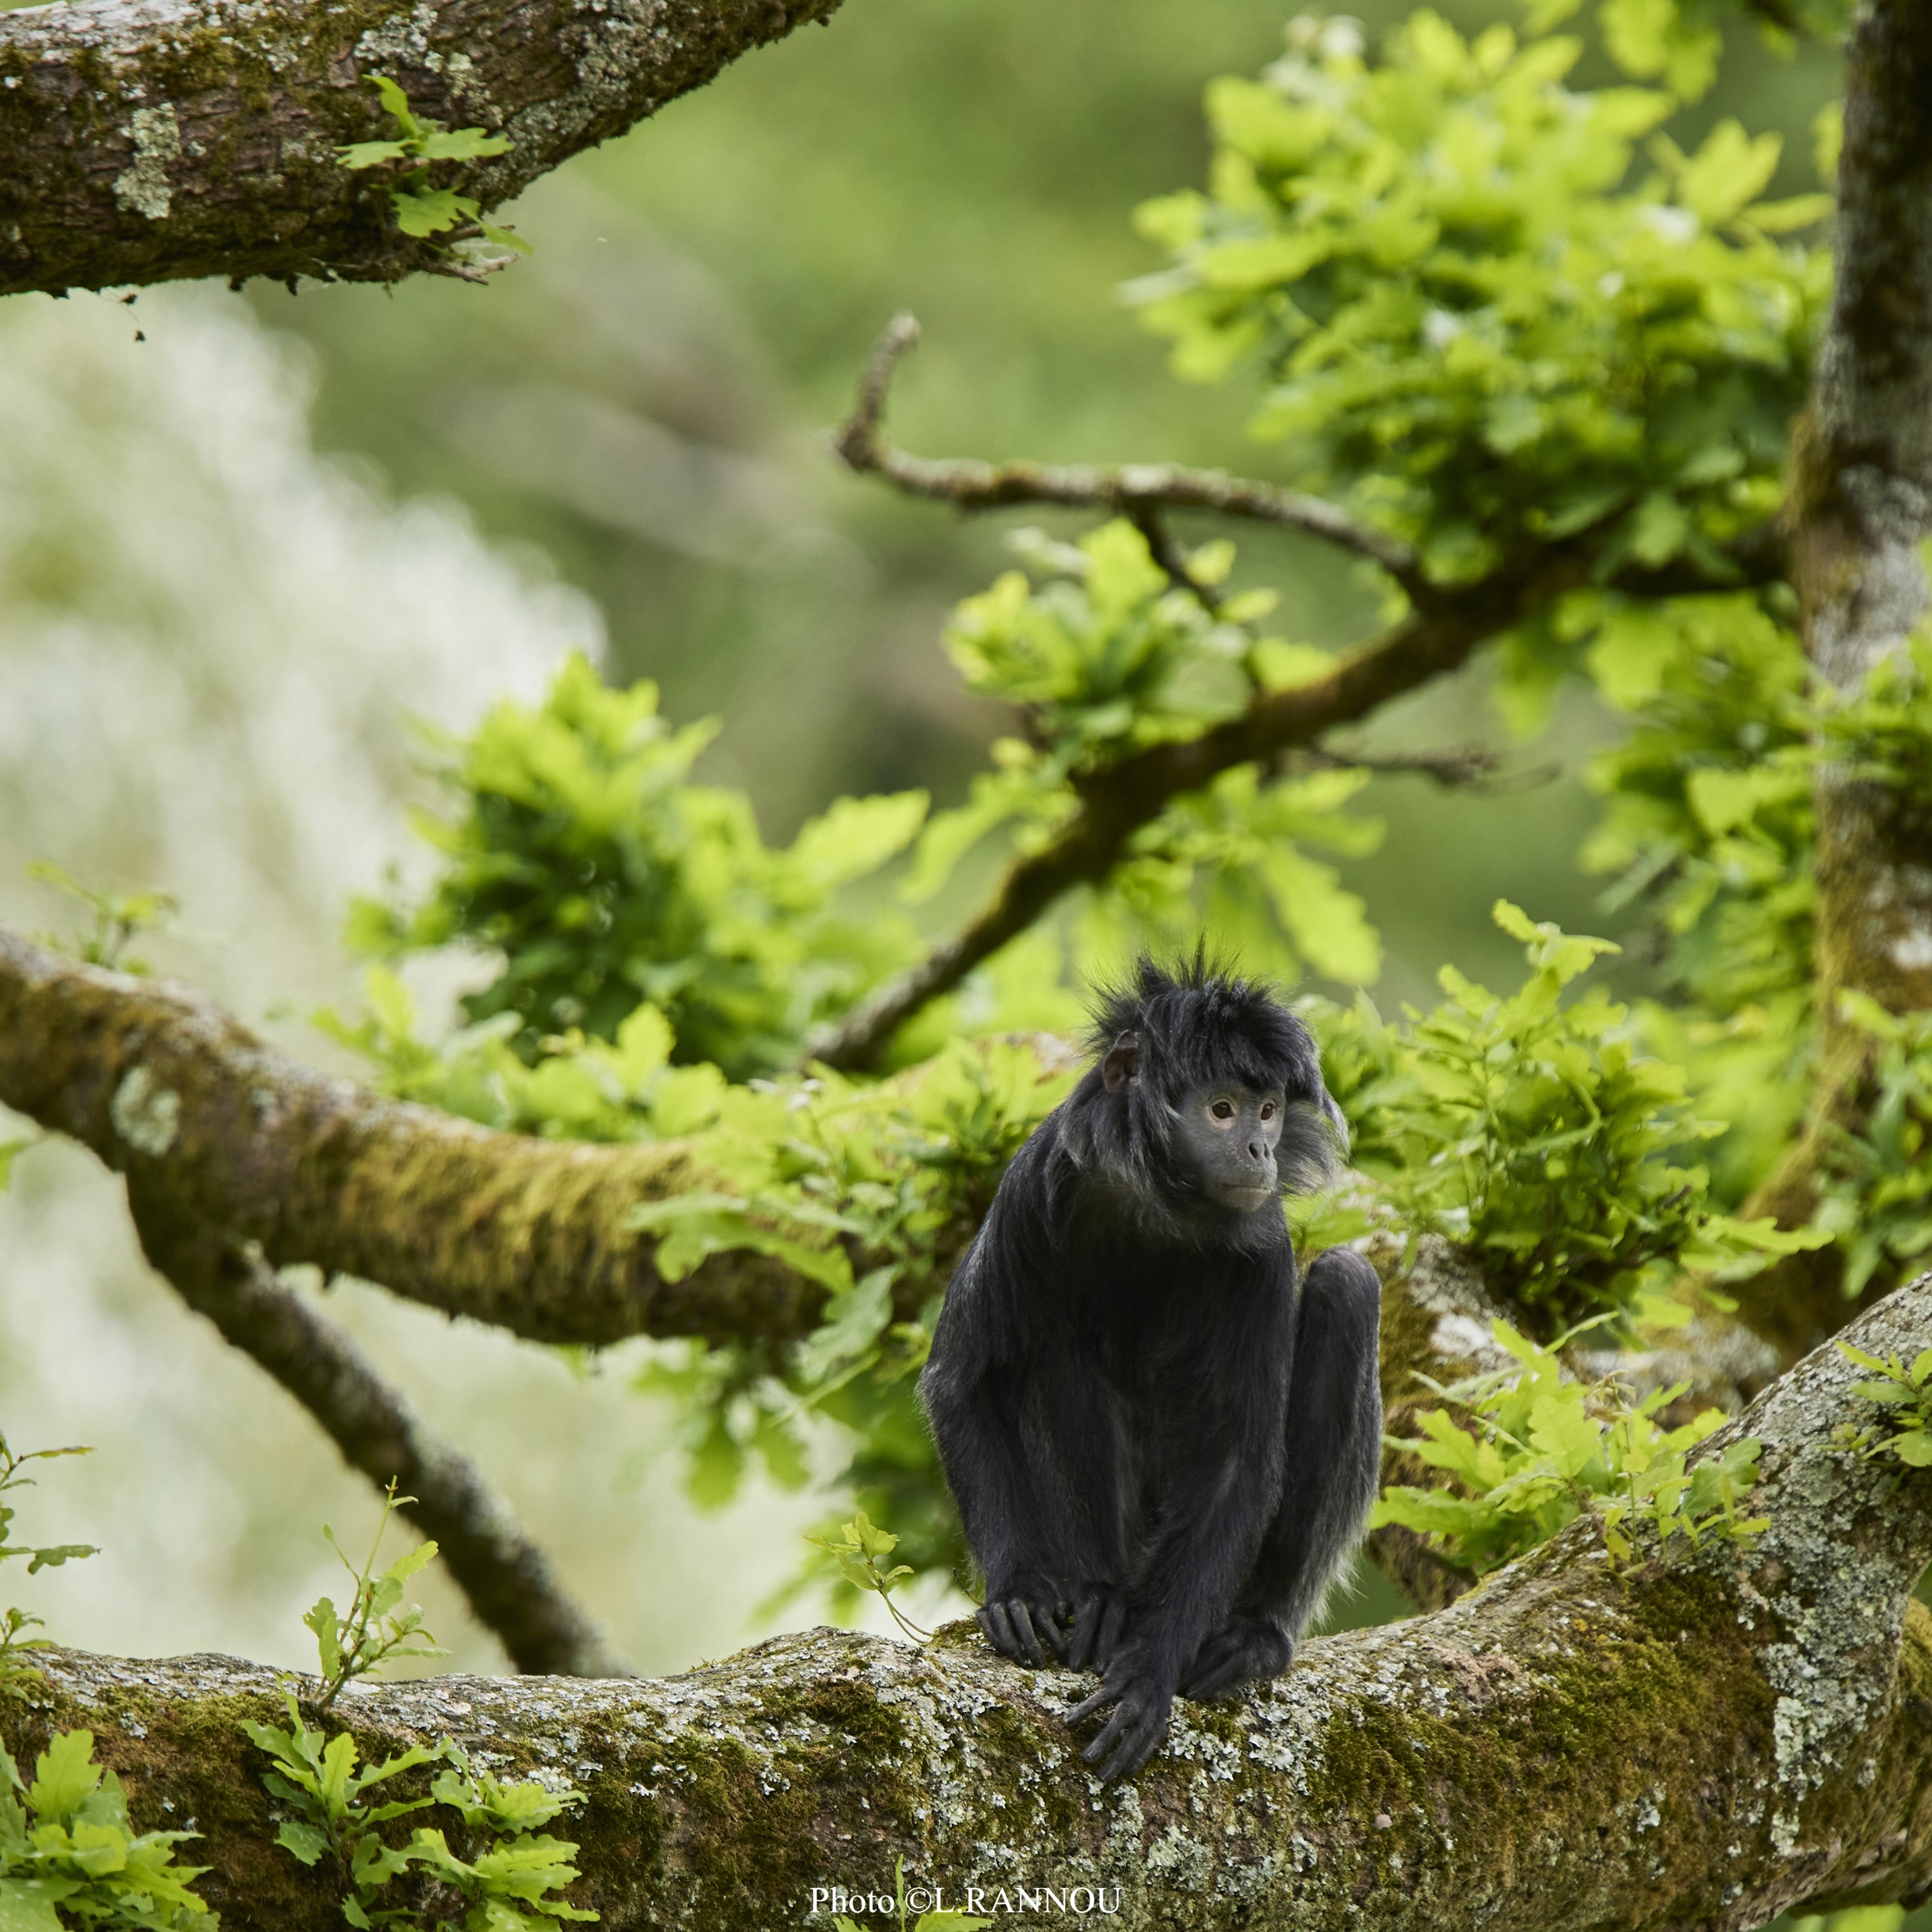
[0,0,842,298]
[1744,0,1932,1357]
[5,1274,1929,1932]
[0,926,818,1349]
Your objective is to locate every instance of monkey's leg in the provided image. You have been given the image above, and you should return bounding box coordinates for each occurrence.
[1180,1245,1383,1701]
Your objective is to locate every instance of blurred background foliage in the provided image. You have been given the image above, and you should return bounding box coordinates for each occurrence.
[0,13,1903,1923]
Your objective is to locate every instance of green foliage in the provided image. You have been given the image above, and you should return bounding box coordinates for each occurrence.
[243,1692,444,1889]
[631,1038,1075,1602]
[1835,1341,1932,1470]
[1581,593,1812,1014]
[303,1483,447,1713]
[0,1730,216,1930]
[1373,1318,1767,1576]
[243,1508,594,1927]
[26,862,178,974]
[1818,620,1932,835]
[242,1696,595,1929]
[803,1512,929,1641]
[1132,11,1828,587]
[351,653,927,1080]
[1307,902,1821,1335]
[337,77,529,260]
[913,522,1386,987]
[1812,996,1932,1299]
[0,1432,96,1699]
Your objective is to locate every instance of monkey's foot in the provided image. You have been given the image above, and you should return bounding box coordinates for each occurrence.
[977,1596,1066,1668]
[1178,1615,1292,1702]
[1066,1655,1175,1783]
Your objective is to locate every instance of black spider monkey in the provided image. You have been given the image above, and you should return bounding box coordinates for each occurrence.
[919,954,1383,1782]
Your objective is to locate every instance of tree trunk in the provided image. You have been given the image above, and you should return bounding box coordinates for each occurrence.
[1747,0,1932,1358]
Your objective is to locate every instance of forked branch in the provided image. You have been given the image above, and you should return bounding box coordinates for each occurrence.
[833,315,1428,593]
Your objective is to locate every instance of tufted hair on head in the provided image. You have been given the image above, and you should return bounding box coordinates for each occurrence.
[1062,947,1348,1225]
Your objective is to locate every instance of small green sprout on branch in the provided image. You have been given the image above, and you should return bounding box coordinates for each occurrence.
[305,1479,447,1712]
[1836,1341,1932,1468]
[0,1431,96,1700]
[806,1512,930,1641]
[338,77,530,261]
[243,1497,597,1926]
[26,860,177,972]
[1373,1320,1767,1578]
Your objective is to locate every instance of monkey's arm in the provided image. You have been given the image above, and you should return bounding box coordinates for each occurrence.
[919,1197,1071,1669]
[1181,1244,1383,1700]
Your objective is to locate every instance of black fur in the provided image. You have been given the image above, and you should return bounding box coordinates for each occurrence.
[920,955,1383,1781]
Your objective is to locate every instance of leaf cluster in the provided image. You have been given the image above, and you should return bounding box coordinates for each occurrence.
[1306,901,1820,1335]
[350,654,928,1080]
[629,1039,1074,1600]
[26,862,178,975]
[912,521,1386,985]
[242,1698,594,1930]
[1835,1341,1932,1470]
[803,1512,929,1641]
[1817,622,1932,842]
[337,77,529,258]
[1132,11,1828,584]
[1372,1318,1767,1577]
[1813,996,1932,1299]
[0,1730,214,1930]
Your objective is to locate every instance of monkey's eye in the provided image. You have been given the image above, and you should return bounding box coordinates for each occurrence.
[1210,1100,1235,1121]
[1260,1102,1276,1121]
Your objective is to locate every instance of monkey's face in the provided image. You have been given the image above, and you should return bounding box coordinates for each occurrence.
[1169,1080,1285,1214]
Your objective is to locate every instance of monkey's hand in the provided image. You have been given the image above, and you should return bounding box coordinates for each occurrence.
[1063,1587,1128,1673]
[1066,1648,1176,1782]
[1178,1614,1293,1702]
[977,1592,1067,1669]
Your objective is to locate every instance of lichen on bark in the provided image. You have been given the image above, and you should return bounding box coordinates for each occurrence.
[0,0,844,298]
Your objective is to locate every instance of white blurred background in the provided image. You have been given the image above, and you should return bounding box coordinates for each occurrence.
[0,285,842,1677]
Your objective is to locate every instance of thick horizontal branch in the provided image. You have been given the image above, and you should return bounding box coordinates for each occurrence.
[130,1200,628,1678]
[7,1274,1929,1932]
[834,314,1427,587]
[0,927,817,1349]
[0,0,840,296]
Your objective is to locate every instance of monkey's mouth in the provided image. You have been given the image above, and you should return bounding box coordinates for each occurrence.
[1210,1180,1277,1211]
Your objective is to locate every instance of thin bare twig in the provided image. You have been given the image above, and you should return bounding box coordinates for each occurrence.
[1299,743,1559,794]
[126,1194,630,1680]
[834,315,1428,594]
[1124,502,1224,614]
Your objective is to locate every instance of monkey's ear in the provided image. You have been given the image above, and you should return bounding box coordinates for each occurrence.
[1101,1031,1141,1092]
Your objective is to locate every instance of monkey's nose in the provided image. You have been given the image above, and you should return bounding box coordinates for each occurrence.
[1248,1141,1265,1161]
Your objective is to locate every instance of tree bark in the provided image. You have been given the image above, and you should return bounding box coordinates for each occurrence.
[0,0,841,298]
[6,1274,1929,1931]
